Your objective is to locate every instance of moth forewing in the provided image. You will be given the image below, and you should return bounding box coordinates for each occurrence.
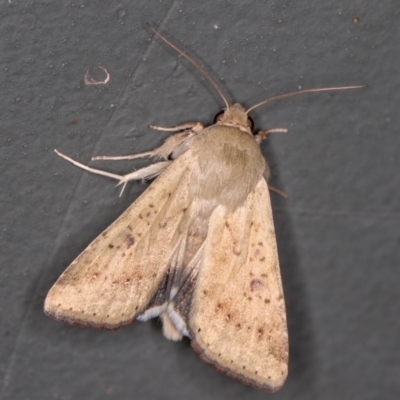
[189,178,287,391]
[44,153,194,328]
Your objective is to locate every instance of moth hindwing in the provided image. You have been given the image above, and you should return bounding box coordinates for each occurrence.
[45,24,364,391]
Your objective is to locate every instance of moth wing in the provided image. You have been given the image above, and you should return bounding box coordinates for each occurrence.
[189,178,288,391]
[45,153,193,329]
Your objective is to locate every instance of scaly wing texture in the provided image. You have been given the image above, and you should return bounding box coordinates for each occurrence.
[45,153,194,329]
[189,178,288,391]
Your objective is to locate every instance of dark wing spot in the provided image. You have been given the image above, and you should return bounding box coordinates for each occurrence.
[250,279,264,291]
[108,244,114,249]
[126,234,135,248]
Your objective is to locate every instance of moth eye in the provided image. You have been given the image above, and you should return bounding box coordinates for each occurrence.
[213,110,225,124]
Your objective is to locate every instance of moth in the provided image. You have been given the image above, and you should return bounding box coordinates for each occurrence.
[44,25,363,391]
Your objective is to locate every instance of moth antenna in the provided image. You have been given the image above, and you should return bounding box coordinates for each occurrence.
[246,85,367,114]
[147,23,230,110]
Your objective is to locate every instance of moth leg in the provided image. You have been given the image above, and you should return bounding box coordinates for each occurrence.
[256,128,288,198]
[255,128,288,143]
[92,128,200,162]
[149,122,204,133]
[268,185,287,198]
[55,149,123,181]
[55,149,171,196]
[91,150,154,161]
[116,161,171,186]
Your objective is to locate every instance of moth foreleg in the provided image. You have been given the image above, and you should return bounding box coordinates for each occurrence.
[91,150,155,161]
[149,122,204,133]
[91,128,201,163]
[255,128,288,143]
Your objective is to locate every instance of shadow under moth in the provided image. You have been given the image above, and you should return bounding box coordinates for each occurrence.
[44,24,363,391]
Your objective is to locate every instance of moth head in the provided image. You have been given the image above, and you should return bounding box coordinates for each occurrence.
[214,103,254,132]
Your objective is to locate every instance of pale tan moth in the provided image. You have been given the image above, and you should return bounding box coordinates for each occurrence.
[45,25,364,391]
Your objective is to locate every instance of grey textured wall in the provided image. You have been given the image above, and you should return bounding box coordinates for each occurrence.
[1,1,399,399]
